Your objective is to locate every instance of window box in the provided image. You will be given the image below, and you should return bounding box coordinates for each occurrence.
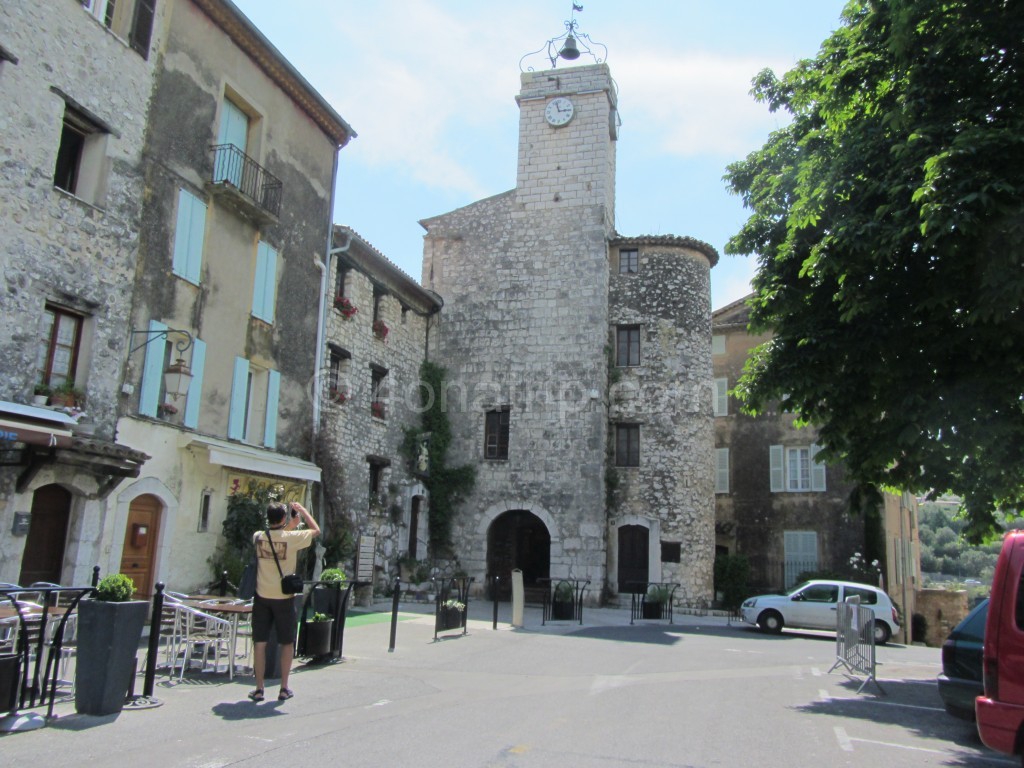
[371,401,386,420]
[334,297,358,319]
[372,319,389,341]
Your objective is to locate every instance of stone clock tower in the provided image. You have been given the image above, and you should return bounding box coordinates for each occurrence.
[420,58,715,607]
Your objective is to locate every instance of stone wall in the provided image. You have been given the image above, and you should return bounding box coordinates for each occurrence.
[915,588,969,647]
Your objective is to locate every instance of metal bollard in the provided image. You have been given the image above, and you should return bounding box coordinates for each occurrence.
[91,565,101,587]
[492,575,499,630]
[142,583,164,698]
[388,577,401,653]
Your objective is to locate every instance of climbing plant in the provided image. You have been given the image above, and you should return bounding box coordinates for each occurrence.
[400,361,476,554]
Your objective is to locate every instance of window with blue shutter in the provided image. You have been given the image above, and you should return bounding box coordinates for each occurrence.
[139,319,168,417]
[252,241,277,323]
[228,357,250,441]
[182,338,206,430]
[171,189,206,285]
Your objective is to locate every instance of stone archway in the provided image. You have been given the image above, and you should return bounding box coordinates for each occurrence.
[487,510,551,601]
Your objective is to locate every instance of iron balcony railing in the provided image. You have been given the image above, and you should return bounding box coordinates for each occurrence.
[210,143,282,218]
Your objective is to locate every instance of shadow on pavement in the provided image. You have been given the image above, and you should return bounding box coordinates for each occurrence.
[212,700,288,721]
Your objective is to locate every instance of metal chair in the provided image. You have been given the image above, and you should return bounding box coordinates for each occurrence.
[172,605,234,680]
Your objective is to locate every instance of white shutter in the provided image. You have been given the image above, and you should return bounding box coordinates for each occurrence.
[715,448,730,494]
[810,443,827,492]
[769,445,784,492]
[714,378,728,416]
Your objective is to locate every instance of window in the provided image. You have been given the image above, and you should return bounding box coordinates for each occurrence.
[198,490,212,533]
[484,408,510,460]
[769,444,826,492]
[37,305,83,388]
[83,0,156,58]
[336,266,349,300]
[251,241,277,323]
[784,531,818,588]
[373,288,385,322]
[368,459,389,507]
[715,448,729,494]
[713,378,728,417]
[797,583,838,603]
[171,188,207,284]
[618,248,638,274]
[615,424,640,467]
[661,541,681,563]
[711,334,726,356]
[616,325,641,367]
[53,101,109,205]
[843,586,878,605]
[228,357,280,447]
[327,346,351,403]
[371,366,388,420]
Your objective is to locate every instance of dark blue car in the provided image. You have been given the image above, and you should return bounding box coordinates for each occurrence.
[938,598,988,720]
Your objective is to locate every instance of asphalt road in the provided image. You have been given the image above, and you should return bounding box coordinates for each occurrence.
[0,603,1007,767]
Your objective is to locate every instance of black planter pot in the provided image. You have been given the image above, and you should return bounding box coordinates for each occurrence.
[75,599,149,715]
[642,602,663,620]
[438,607,464,632]
[0,654,21,714]
[551,599,575,621]
[303,621,333,657]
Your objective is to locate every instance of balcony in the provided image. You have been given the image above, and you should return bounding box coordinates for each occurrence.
[208,144,282,224]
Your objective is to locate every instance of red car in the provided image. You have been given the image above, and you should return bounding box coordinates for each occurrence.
[976,531,1024,758]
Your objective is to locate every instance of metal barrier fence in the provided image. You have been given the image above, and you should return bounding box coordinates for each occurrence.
[828,596,884,694]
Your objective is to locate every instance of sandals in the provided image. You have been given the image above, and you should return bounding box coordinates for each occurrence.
[278,688,294,701]
[248,688,265,702]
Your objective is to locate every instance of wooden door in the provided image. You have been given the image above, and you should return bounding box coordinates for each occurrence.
[19,484,72,585]
[120,495,161,598]
[618,525,649,594]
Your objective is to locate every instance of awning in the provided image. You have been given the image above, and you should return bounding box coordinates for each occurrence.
[0,417,73,448]
[182,435,321,483]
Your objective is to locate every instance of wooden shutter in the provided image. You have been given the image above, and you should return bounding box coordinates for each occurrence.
[715,448,730,494]
[138,319,167,418]
[263,369,280,449]
[714,378,728,416]
[227,357,249,440]
[182,337,206,429]
[252,241,277,322]
[810,443,827,492]
[769,445,784,492]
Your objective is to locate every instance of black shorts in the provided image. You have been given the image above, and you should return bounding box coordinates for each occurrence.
[252,594,298,644]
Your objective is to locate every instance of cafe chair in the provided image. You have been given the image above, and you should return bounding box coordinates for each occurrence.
[173,606,234,681]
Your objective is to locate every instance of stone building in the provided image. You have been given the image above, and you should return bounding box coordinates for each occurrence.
[0,0,158,587]
[317,225,441,587]
[712,296,919,620]
[421,63,717,604]
[112,0,354,594]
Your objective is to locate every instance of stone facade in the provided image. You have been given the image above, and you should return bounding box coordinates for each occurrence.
[421,63,717,605]
[0,0,158,586]
[317,225,441,589]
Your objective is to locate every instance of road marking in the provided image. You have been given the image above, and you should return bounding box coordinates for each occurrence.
[369,699,391,707]
[811,667,822,676]
[834,726,854,752]
[819,689,830,701]
[825,696,945,713]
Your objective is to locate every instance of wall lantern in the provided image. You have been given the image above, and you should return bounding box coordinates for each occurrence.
[129,327,195,400]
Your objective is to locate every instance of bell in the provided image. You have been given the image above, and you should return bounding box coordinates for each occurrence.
[559,35,580,60]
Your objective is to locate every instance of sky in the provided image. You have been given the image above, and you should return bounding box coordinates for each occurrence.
[231,0,850,311]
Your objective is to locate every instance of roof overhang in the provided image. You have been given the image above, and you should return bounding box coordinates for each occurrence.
[183,435,321,483]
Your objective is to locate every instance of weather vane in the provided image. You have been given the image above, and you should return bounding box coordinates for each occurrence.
[519,3,607,72]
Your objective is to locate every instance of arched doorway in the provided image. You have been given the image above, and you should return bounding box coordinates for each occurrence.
[19,484,72,585]
[120,494,162,598]
[618,524,649,594]
[487,510,550,601]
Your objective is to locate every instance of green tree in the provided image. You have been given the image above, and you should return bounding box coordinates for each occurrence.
[725,0,1024,541]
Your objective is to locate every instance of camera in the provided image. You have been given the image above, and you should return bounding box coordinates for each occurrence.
[290,507,298,518]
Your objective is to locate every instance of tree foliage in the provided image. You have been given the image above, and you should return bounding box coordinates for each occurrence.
[724,0,1024,541]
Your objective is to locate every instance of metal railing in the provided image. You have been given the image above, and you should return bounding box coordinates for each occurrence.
[828,595,884,694]
[210,143,282,218]
[628,582,680,625]
[541,578,590,625]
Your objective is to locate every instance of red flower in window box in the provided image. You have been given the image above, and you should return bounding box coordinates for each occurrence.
[327,387,348,405]
[372,319,389,341]
[371,401,386,419]
[334,296,358,319]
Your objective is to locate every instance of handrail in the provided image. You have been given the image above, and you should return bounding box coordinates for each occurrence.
[210,143,282,217]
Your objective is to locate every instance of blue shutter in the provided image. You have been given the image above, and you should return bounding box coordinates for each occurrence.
[171,189,206,284]
[183,337,206,430]
[263,369,280,449]
[139,319,167,418]
[252,242,277,323]
[228,357,249,440]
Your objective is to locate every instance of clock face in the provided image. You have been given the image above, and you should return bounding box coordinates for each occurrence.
[544,97,575,127]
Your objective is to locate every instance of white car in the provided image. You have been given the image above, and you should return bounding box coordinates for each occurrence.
[740,579,900,644]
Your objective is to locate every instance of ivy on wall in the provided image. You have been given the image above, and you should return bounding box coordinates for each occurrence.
[401,361,476,554]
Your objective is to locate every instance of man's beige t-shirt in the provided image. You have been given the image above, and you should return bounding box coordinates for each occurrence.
[253,528,316,600]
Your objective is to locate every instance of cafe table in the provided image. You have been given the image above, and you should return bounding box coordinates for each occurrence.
[185,598,253,677]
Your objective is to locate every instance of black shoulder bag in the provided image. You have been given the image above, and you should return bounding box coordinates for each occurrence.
[265,528,305,595]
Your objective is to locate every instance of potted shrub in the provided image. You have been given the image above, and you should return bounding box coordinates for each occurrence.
[642,586,669,620]
[312,567,348,637]
[439,598,465,631]
[551,581,575,620]
[75,574,149,715]
[301,612,334,658]
[32,383,51,406]
[50,380,84,409]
